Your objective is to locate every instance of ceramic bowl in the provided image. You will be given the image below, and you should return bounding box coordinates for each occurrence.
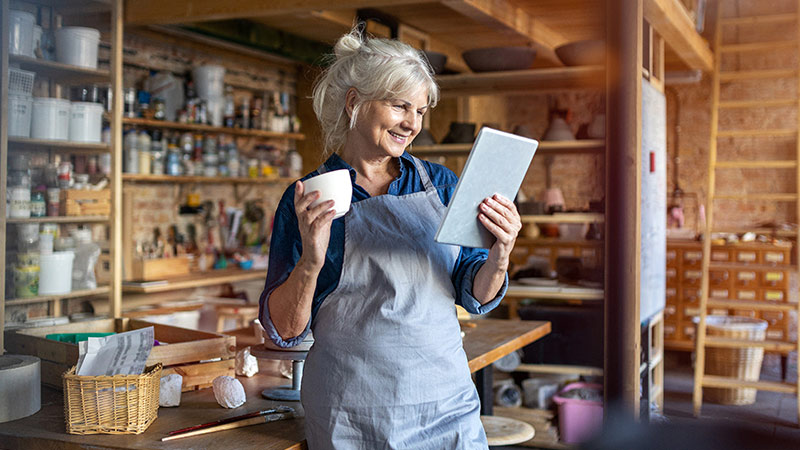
[423,50,447,74]
[414,128,437,146]
[555,40,605,66]
[303,169,352,219]
[462,46,537,72]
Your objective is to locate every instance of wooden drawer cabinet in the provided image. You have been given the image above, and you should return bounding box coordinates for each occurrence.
[664,239,797,352]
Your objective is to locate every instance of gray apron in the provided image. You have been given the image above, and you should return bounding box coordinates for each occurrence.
[302,157,488,449]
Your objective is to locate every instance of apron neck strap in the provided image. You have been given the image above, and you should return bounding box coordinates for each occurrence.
[410,156,435,192]
[316,162,329,174]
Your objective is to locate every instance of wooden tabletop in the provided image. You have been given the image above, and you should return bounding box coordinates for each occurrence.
[0,318,549,450]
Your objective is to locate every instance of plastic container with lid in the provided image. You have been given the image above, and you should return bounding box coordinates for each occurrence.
[55,27,100,69]
[9,10,35,57]
[39,251,75,295]
[69,101,103,142]
[31,97,70,140]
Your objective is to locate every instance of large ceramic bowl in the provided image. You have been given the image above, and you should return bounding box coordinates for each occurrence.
[423,50,447,74]
[555,40,605,66]
[462,46,537,72]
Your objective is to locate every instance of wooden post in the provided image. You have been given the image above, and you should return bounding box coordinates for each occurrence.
[0,0,10,353]
[110,0,124,318]
[605,0,643,417]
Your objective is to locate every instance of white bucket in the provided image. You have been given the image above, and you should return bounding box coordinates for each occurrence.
[69,102,103,142]
[8,93,33,137]
[192,65,225,99]
[55,27,100,69]
[9,10,35,57]
[39,251,75,295]
[206,96,224,127]
[31,97,70,140]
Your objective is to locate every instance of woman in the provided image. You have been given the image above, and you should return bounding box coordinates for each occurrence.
[259,28,521,449]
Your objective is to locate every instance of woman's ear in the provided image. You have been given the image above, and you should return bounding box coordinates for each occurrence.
[345,88,359,119]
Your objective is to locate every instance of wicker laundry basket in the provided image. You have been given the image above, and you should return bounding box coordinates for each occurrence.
[63,363,161,434]
[703,316,768,405]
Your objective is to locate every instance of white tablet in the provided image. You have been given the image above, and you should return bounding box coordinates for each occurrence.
[434,127,538,248]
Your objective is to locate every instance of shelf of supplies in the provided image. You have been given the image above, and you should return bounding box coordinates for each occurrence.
[6,216,109,224]
[122,268,267,294]
[515,237,603,246]
[521,213,604,223]
[9,54,110,84]
[121,118,305,140]
[436,65,605,97]
[8,137,111,153]
[411,139,604,157]
[122,174,294,184]
[5,286,111,306]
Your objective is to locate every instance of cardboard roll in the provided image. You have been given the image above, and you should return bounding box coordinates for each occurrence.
[0,354,41,423]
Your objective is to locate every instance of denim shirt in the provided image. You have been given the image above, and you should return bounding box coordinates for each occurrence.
[259,151,507,347]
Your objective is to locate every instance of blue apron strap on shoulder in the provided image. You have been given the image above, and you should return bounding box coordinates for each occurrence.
[316,163,329,174]
[410,156,435,192]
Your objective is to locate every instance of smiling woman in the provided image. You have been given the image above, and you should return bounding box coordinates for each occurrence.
[258,26,521,450]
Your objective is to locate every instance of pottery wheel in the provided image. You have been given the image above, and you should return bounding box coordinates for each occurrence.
[480,415,535,446]
[250,347,307,402]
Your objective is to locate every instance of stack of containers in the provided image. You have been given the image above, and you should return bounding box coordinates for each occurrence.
[192,65,226,127]
[8,9,35,57]
[57,26,103,142]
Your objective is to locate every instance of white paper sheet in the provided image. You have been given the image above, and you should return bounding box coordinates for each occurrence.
[76,326,155,376]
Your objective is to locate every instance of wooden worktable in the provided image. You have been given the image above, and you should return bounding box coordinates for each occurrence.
[0,318,549,449]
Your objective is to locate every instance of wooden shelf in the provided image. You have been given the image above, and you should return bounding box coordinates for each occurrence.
[506,284,604,300]
[7,216,109,224]
[122,174,294,184]
[436,66,605,97]
[122,118,305,140]
[411,139,604,157]
[122,268,267,294]
[5,286,111,306]
[516,237,603,246]
[9,54,111,84]
[521,213,605,223]
[8,137,111,153]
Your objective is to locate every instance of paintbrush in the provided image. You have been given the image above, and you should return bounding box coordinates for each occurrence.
[165,406,294,438]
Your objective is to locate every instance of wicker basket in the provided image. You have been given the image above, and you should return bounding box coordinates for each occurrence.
[703,316,768,405]
[63,363,161,435]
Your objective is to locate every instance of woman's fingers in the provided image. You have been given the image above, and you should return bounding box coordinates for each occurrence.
[480,197,520,234]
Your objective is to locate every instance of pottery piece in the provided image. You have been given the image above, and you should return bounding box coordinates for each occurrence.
[462,46,537,72]
[587,114,605,139]
[543,117,575,141]
[303,169,352,219]
[423,50,447,75]
[441,122,476,144]
[414,128,437,146]
[543,188,565,213]
[512,124,536,139]
[555,40,606,66]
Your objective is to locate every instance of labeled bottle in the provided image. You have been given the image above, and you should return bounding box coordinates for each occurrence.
[224,85,236,128]
[124,129,139,174]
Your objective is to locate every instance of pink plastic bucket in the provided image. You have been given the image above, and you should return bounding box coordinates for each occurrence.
[552,382,603,444]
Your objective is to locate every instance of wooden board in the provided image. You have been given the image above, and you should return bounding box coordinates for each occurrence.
[122,268,268,293]
[162,358,236,392]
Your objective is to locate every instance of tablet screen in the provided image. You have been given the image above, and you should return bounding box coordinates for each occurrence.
[434,127,538,248]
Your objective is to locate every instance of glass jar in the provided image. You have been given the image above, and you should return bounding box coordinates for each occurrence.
[30,189,46,217]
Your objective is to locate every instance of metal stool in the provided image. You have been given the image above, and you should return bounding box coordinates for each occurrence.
[480,415,535,446]
[250,347,307,402]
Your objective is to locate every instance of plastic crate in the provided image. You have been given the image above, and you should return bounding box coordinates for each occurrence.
[9,67,35,95]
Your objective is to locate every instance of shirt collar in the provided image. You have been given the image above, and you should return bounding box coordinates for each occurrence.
[322,151,414,182]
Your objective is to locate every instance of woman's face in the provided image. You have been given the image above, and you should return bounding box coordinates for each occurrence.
[350,88,429,158]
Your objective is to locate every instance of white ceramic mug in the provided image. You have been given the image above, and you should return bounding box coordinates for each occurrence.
[302,169,352,219]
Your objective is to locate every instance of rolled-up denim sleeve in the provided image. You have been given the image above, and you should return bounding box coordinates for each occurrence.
[258,186,311,348]
[453,247,508,315]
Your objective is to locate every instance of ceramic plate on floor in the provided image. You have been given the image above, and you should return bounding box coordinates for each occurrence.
[517,277,559,286]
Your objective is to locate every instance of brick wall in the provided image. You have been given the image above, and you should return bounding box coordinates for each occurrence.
[667,0,799,231]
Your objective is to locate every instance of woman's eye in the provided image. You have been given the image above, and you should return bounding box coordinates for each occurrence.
[393,104,405,110]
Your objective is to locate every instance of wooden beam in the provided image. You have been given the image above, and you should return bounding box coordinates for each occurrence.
[124,0,423,25]
[1,0,10,352]
[440,0,566,66]
[606,0,643,418]
[111,0,124,318]
[643,0,713,71]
